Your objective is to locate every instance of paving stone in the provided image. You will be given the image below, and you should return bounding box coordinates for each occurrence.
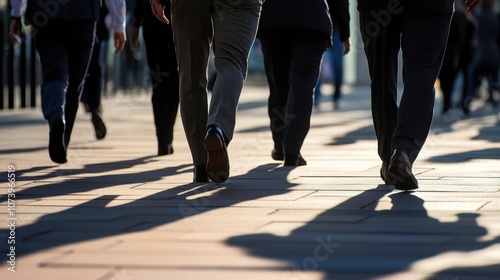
[0,267,111,280]
[1,83,499,279]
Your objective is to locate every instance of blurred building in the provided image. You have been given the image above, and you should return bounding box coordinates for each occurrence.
[2,0,500,109]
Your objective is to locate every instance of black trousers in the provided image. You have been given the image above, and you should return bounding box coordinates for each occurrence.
[438,11,467,114]
[81,37,105,113]
[259,29,327,157]
[142,18,180,147]
[439,40,463,114]
[34,19,95,146]
[358,0,454,164]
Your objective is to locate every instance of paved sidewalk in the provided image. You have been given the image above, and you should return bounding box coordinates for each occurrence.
[0,80,499,280]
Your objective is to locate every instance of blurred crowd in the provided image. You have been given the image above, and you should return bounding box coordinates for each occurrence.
[437,0,500,122]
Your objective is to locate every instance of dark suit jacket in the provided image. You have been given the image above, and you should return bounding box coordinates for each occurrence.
[357,0,389,10]
[26,0,100,26]
[258,0,350,41]
[327,0,350,41]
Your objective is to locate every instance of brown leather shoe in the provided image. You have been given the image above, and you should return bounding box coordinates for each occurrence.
[387,149,418,191]
[204,125,230,183]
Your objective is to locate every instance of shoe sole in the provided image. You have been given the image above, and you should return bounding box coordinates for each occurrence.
[271,151,283,161]
[49,119,67,164]
[387,163,418,191]
[284,157,307,166]
[204,133,229,183]
[158,144,174,156]
[92,113,107,140]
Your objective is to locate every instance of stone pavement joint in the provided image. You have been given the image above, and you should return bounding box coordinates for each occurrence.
[0,82,499,279]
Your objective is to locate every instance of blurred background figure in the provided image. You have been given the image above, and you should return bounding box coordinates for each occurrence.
[491,8,500,96]
[314,10,350,109]
[438,0,467,121]
[462,0,499,114]
[81,4,110,140]
[131,0,179,156]
[456,6,479,117]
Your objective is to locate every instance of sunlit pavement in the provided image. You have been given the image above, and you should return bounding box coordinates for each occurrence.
[1,79,499,280]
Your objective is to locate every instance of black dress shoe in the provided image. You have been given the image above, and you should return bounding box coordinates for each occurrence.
[284,153,307,166]
[204,125,230,183]
[380,162,389,184]
[48,117,67,164]
[158,144,174,156]
[271,149,283,161]
[193,164,209,182]
[387,149,418,191]
[91,111,107,140]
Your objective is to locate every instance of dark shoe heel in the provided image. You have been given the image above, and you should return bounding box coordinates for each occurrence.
[271,149,283,161]
[387,149,418,191]
[380,162,389,184]
[204,132,224,152]
[284,154,307,166]
[49,118,67,164]
[193,164,209,182]
[91,111,107,140]
[158,144,174,156]
[204,125,230,183]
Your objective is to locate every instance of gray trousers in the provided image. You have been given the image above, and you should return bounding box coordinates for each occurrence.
[171,0,262,165]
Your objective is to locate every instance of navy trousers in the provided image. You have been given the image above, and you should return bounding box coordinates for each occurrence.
[259,29,328,156]
[34,19,95,146]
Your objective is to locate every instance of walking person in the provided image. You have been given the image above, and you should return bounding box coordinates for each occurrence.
[314,10,351,109]
[259,0,350,166]
[131,0,179,156]
[9,0,126,164]
[81,4,111,141]
[438,0,467,119]
[151,0,262,182]
[493,11,500,95]
[463,0,499,110]
[357,0,482,190]
[457,8,479,116]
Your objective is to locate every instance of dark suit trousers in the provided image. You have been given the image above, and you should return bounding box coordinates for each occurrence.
[358,0,453,164]
[171,0,261,165]
[81,37,104,113]
[259,29,327,156]
[142,18,180,147]
[34,19,95,146]
[439,42,461,114]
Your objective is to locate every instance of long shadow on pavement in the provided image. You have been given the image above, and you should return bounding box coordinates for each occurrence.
[0,156,185,203]
[0,163,296,267]
[427,123,500,163]
[227,188,500,279]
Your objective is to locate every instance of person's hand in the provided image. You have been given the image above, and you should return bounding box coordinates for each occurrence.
[114,32,127,53]
[464,0,482,11]
[151,0,169,24]
[130,26,140,51]
[8,18,23,45]
[342,39,350,55]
